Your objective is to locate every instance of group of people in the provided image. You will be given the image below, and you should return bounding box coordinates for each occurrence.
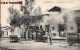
[36,28,45,42]
[20,27,53,45]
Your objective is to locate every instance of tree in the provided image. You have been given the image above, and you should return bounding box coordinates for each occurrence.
[8,6,22,36]
[8,0,43,40]
[33,6,42,16]
[8,6,21,28]
[20,0,43,29]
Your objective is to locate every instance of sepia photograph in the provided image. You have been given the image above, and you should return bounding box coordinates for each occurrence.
[0,0,80,50]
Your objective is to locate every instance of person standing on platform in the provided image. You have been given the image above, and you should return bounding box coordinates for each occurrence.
[49,30,53,45]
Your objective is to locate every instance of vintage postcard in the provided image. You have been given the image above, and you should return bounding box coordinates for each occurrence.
[0,0,80,50]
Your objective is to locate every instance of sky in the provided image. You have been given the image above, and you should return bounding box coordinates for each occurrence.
[1,0,80,27]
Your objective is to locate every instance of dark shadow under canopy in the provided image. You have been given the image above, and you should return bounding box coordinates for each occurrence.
[48,6,61,12]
